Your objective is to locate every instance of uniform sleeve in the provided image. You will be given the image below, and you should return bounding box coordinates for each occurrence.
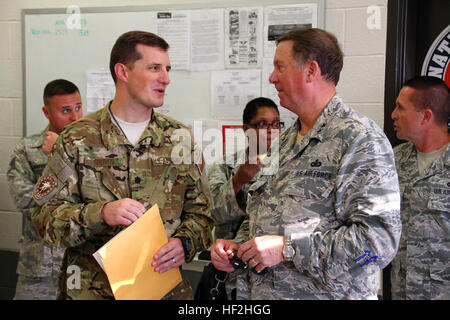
[293,130,402,288]
[207,162,247,239]
[172,160,214,262]
[233,216,250,245]
[7,139,36,213]
[31,134,110,248]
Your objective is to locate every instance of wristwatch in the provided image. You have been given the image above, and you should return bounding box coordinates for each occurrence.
[282,235,296,262]
[175,236,192,259]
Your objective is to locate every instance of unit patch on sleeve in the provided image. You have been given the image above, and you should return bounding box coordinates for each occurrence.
[33,174,57,200]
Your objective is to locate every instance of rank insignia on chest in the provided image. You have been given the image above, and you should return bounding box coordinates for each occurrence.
[33,174,57,200]
[154,157,172,165]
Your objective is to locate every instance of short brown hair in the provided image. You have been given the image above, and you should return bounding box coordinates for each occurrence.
[43,79,79,106]
[109,31,169,83]
[403,76,450,126]
[277,28,343,85]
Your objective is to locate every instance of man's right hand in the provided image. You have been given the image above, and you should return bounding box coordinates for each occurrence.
[101,198,146,227]
[211,239,239,273]
[42,131,59,155]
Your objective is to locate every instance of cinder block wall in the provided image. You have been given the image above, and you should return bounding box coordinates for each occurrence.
[0,0,388,296]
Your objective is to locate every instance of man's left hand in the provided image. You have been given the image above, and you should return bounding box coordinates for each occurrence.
[152,238,185,273]
[238,235,285,273]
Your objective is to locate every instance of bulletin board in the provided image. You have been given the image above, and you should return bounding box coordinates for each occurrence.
[22,0,324,155]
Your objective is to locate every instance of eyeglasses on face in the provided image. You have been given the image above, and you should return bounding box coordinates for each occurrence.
[247,120,285,129]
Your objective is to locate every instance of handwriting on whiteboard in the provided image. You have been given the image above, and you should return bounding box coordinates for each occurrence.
[30,18,88,37]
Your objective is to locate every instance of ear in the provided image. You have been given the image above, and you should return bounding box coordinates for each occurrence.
[421,108,433,125]
[114,63,128,83]
[42,106,50,120]
[305,60,320,82]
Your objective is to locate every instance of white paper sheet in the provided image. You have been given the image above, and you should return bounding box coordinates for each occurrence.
[155,11,191,70]
[190,9,224,71]
[86,70,115,113]
[264,4,318,58]
[211,69,261,119]
[225,7,263,68]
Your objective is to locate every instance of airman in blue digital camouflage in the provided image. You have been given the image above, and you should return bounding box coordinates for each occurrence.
[7,79,83,299]
[391,76,450,300]
[211,28,402,300]
[208,97,281,241]
[207,97,281,298]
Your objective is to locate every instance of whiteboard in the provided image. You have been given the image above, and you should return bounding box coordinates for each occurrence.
[22,1,324,136]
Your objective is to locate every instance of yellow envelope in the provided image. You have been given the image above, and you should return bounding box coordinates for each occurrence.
[94,204,182,300]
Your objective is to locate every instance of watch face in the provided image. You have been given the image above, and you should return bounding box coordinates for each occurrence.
[283,246,295,259]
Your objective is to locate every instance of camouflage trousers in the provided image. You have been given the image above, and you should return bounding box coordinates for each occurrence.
[13,274,58,300]
[162,278,194,300]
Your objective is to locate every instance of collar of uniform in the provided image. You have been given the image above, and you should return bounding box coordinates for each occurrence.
[402,142,417,163]
[100,102,163,149]
[395,142,420,183]
[280,118,301,153]
[138,111,165,147]
[278,94,341,163]
[28,125,50,148]
[399,141,450,179]
[100,101,130,150]
[402,141,450,169]
[423,141,450,171]
[308,94,342,142]
[441,142,450,169]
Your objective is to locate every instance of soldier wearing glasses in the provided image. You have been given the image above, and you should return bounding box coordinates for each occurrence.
[207,97,282,298]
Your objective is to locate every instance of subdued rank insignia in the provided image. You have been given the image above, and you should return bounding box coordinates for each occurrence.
[154,157,172,165]
[33,174,57,200]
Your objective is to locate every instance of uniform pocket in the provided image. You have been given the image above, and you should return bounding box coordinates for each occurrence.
[280,157,336,234]
[427,196,450,299]
[427,194,450,212]
[157,164,189,220]
[284,162,335,200]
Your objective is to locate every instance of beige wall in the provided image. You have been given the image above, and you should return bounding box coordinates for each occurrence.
[0,0,388,252]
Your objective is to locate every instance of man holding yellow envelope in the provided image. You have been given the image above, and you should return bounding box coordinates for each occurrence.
[32,31,213,300]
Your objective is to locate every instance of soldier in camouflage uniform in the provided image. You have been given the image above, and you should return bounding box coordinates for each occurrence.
[390,76,450,300]
[207,97,281,298]
[211,28,402,299]
[208,97,281,240]
[7,79,83,299]
[31,31,213,300]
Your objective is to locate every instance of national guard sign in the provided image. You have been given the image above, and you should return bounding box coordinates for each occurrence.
[421,24,450,87]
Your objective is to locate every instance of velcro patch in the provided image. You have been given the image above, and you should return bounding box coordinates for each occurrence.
[84,158,117,167]
[33,174,57,200]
